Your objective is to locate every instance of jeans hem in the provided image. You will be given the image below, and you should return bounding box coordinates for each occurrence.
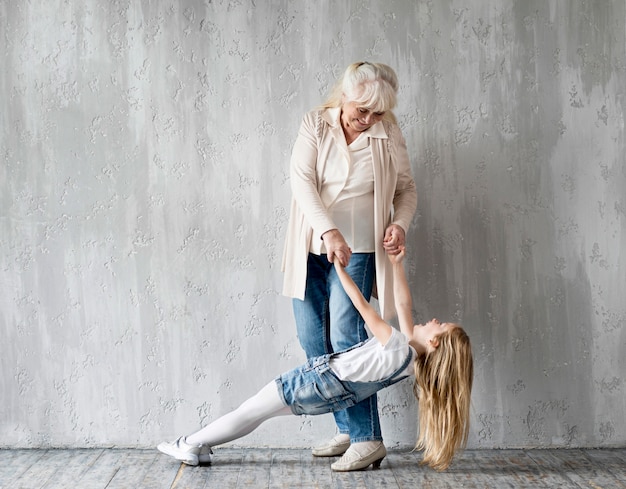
[274,377,297,415]
[349,436,384,444]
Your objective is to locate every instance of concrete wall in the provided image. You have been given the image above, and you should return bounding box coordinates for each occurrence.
[1,0,624,450]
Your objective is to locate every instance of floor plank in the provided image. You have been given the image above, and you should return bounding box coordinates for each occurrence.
[73,449,131,488]
[268,450,303,488]
[5,450,83,489]
[529,449,626,489]
[105,450,167,489]
[582,449,626,481]
[299,450,334,489]
[40,449,107,489]
[237,448,273,487]
[0,449,48,486]
[136,451,181,489]
[0,448,624,489]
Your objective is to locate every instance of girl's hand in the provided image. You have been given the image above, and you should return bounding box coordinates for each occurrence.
[387,245,406,265]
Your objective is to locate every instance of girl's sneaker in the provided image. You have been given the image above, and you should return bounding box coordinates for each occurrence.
[157,436,202,466]
[198,445,213,464]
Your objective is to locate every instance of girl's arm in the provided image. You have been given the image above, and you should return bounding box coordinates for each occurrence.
[389,248,415,338]
[333,259,393,345]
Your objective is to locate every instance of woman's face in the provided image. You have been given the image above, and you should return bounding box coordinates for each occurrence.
[340,100,385,133]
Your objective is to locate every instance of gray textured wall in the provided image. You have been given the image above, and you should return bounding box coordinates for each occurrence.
[1,1,624,450]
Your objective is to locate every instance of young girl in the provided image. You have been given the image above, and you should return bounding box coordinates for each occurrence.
[158,249,473,472]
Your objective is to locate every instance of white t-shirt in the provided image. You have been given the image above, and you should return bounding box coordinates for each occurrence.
[329,328,416,382]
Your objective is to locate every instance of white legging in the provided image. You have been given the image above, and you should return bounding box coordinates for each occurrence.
[185,381,293,447]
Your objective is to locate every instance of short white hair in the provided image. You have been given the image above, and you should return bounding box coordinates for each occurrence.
[341,62,398,113]
[319,62,400,122]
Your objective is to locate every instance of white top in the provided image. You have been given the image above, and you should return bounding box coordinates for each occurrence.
[329,328,416,382]
[309,122,377,255]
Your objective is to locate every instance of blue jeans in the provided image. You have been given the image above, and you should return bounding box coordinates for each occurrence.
[292,253,380,443]
[276,342,412,416]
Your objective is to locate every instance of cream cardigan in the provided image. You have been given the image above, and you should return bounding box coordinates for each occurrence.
[281,107,417,319]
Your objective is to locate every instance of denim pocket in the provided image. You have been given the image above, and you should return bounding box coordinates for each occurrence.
[292,369,355,415]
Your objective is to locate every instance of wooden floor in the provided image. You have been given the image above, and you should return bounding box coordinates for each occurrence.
[0,447,624,489]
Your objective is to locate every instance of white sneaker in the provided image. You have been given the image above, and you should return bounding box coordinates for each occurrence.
[157,436,202,466]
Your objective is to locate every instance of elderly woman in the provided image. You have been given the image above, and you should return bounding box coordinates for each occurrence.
[282,62,417,471]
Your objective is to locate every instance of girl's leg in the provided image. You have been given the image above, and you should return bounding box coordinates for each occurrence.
[185,381,292,447]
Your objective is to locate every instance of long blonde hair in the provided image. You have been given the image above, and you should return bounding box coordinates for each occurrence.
[412,326,473,471]
[319,61,399,123]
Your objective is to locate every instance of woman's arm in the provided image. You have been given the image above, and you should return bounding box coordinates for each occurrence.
[389,125,417,231]
[334,258,392,345]
[290,112,335,237]
[291,112,351,265]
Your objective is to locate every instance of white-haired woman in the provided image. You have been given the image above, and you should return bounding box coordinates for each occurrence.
[281,61,417,470]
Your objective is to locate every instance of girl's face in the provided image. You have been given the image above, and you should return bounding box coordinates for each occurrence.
[340,100,385,133]
[422,318,454,335]
[415,319,457,352]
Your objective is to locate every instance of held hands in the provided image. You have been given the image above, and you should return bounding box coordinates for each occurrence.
[324,225,406,266]
[322,229,351,267]
[383,224,406,255]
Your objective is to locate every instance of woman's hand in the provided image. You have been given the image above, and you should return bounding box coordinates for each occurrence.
[383,224,406,255]
[322,229,352,267]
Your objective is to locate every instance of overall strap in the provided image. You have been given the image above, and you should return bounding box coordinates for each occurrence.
[311,339,369,371]
[383,346,414,386]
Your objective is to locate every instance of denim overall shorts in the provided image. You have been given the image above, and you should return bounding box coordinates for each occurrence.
[276,341,414,416]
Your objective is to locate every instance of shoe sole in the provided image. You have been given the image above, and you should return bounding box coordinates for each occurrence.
[332,455,385,471]
[312,446,350,457]
[312,441,351,457]
[331,446,387,472]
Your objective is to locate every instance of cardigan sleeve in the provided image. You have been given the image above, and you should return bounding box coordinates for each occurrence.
[289,111,336,239]
[389,124,417,232]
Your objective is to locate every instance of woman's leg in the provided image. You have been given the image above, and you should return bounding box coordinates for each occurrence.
[185,381,292,447]
[292,254,332,358]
